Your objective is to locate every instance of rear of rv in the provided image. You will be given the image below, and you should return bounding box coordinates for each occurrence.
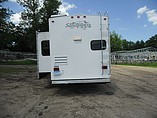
[48,15,111,84]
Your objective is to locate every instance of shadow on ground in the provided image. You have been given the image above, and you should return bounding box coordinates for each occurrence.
[44,81,117,96]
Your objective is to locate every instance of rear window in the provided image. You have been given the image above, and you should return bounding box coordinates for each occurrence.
[41,40,50,56]
[91,40,106,51]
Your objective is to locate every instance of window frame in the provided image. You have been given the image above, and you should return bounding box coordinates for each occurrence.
[41,40,50,56]
[90,40,106,51]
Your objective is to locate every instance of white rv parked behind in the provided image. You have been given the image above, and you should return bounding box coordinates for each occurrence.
[37,14,111,84]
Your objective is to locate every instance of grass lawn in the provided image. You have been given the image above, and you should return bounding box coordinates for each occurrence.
[113,61,157,68]
[0,59,37,65]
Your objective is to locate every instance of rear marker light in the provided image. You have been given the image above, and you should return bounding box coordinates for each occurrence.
[104,18,107,20]
[102,66,107,69]
[54,66,59,71]
[53,66,61,76]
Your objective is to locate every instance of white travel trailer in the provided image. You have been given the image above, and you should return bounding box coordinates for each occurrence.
[37,14,111,84]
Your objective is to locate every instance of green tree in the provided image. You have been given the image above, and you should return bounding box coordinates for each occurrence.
[128,41,135,50]
[121,39,129,50]
[39,0,61,31]
[134,40,140,49]
[145,34,157,48]
[0,0,14,50]
[17,0,61,52]
[0,0,9,27]
[139,40,145,49]
[110,31,123,52]
[12,26,29,52]
[17,0,40,52]
[17,0,40,29]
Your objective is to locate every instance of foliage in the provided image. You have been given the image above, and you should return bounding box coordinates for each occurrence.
[0,59,37,65]
[115,61,157,68]
[0,0,61,52]
[0,0,15,51]
[0,0,10,24]
[145,34,157,48]
[15,0,61,52]
[39,0,61,31]
[110,31,157,52]
[17,0,40,29]
[110,31,123,52]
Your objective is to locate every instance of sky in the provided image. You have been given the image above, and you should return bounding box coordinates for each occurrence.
[1,0,157,42]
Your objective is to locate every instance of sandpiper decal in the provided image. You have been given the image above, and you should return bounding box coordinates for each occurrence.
[65,21,92,30]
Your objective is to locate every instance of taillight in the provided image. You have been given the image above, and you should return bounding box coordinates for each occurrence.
[54,66,60,71]
[102,66,107,69]
[53,66,61,76]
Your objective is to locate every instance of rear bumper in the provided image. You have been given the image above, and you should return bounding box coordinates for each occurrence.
[51,78,110,84]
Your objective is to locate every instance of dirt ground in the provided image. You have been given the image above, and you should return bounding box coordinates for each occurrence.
[0,65,157,118]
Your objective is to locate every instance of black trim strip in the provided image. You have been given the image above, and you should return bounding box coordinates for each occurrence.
[55,59,67,61]
[55,57,67,58]
[55,62,67,64]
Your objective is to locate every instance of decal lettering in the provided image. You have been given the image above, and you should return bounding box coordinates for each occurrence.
[65,21,92,30]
